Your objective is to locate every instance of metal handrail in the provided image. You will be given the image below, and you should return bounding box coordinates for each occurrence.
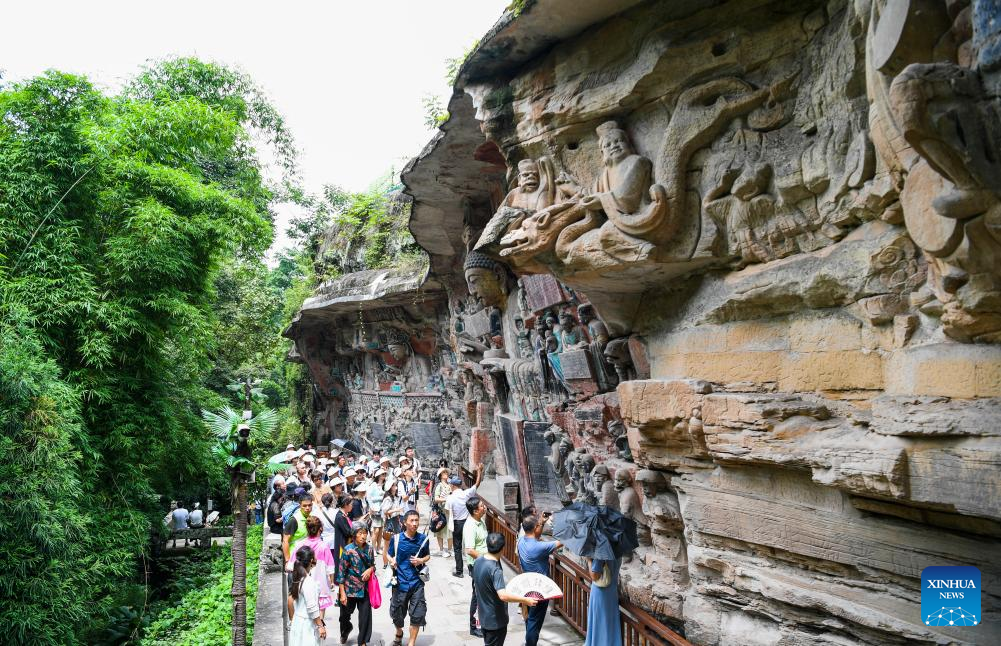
[461,467,692,646]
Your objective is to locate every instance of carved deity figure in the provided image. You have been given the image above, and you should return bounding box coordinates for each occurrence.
[464,250,508,310]
[569,448,595,502]
[493,78,778,276]
[868,0,1001,343]
[476,158,557,251]
[603,337,636,382]
[614,470,648,544]
[557,309,586,349]
[591,464,618,510]
[499,121,672,266]
[635,469,683,546]
[386,335,434,392]
[578,304,616,391]
[514,317,533,359]
[544,425,567,475]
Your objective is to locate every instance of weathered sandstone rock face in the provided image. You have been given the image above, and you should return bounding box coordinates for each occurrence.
[286,1,1001,643]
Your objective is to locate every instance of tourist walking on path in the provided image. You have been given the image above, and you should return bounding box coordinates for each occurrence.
[366,469,387,553]
[336,523,376,646]
[266,476,286,536]
[313,492,337,547]
[432,467,453,557]
[292,516,336,621]
[517,515,562,646]
[463,495,489,637]
[404,446,421,479]
[332,494,354,574]
[310,469,333,506]
[447,462,483,578]
[474,532,539,646]
[288,545,327,645]
[381,480,405,567]
[386,510,431,646]
[584,556,622,646]
[283,493,313,566]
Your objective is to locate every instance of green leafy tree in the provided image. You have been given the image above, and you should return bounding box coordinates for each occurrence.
[0,59,292,643]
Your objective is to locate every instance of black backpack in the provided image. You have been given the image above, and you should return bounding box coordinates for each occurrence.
[429,504,447,533]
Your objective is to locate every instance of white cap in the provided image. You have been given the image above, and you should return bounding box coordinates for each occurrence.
[326,468,338,478]
[353,481,370,492]
[343,468,357,477]
[273,475,286,485]
[286,443,296,450]
[374,468,387,478]
[329,477,346,488]
[380,456,392,464]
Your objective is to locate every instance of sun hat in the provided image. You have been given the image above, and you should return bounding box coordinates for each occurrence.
[436,467,450,478]
[374,468,387,478]
[343,468,357,477]
[379,456,392,464]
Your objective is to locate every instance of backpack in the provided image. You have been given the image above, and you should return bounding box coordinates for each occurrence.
[429,506,447,534]
[282,502,299,524]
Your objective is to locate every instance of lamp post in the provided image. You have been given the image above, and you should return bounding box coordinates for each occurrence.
[231,379,254,646]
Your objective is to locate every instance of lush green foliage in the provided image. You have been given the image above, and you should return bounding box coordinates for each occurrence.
[422,93,449,129]
[445,38,481,85]
[141,524,264,645]
[0,60,294,643]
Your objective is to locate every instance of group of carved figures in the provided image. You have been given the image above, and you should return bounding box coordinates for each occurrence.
[543,423,681,558]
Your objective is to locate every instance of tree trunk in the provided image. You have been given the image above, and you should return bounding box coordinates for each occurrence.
[232,478,248,646]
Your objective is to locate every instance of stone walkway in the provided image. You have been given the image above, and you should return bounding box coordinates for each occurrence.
[357,545,583,646]
[254,494,585,646]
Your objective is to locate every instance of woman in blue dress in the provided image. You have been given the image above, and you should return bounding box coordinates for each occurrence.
[584,556,622,646]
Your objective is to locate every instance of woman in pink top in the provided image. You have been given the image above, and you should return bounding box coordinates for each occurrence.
[294,515,336,618]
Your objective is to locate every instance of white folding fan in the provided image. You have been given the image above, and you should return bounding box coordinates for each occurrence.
[506,572,564,600]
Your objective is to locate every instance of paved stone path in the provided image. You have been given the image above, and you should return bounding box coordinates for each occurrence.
[356,544,583,646]
[253,485,585,646]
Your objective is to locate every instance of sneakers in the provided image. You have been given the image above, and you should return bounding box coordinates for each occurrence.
[452,570,464,578]
[470,627,484,637]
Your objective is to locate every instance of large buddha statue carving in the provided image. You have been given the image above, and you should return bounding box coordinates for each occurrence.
[385,331,434,392]
[463,250,508,310]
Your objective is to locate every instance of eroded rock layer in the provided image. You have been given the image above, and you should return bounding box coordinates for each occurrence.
[286,1,1001,643]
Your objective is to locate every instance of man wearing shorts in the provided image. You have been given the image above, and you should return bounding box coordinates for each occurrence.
[387,509,431,646]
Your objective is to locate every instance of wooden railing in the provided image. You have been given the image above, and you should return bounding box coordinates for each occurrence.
[461,468,691,646]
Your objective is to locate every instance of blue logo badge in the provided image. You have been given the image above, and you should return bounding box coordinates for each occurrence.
[921,566,981,627]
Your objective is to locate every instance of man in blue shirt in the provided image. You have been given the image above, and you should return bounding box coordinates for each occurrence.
[517,515,562,646]
[387,509,431,646]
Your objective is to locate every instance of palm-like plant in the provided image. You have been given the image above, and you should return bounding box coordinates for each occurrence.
[202,405,278,646]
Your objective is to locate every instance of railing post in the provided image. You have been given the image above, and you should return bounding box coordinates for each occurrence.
[281,553,289,646]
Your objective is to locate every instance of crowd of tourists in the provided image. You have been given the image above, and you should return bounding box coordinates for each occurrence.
[267,444,623,646]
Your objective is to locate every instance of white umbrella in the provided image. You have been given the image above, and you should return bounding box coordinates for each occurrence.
[268,449,298,464]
